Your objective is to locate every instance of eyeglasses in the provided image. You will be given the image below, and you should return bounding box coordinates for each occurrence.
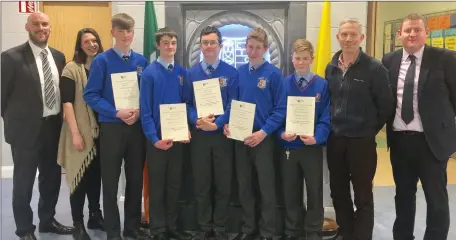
[201,40,219,46]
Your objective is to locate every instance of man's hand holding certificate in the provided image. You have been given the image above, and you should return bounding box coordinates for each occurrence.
[160,103,190,143]
[226,100,256,142]
[284,96,316,145]
[193,78,224,118]
[111,71,141,125]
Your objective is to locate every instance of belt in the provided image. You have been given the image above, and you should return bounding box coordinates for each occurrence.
[393,130,424,136]
[42,114,58,120]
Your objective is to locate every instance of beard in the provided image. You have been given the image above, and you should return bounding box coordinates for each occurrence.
[29,31,49,47]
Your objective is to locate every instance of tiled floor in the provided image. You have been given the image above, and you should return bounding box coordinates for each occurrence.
[1,131,455,239]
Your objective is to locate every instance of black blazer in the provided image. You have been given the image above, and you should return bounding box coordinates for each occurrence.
[382,45,456,161]
[1,42,66,147]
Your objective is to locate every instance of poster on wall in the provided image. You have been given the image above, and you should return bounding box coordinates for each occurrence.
[383,10,456,54]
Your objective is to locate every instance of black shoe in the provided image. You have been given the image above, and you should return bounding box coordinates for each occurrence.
[168,229,193,240]
[280,236,297,240]
[193,231,212,240]
[20,233,37,240]
[259,237,272,240]
[151,233,169,240]
[39,218,74,235]
[233,233,255,240]
[306,232,322,240]
[73,221,91,240]
[140,220,149,229]
[123,228,150,239]
[87,210,104,231]
[213,230,228,240]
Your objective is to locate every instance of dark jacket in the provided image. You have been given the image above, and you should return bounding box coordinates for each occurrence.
[382,46,456,161]
[325,49,394,138]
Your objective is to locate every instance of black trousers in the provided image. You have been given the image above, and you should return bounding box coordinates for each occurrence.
[281,145,323,237]
[191,129,233,233]
[147,142,185,235]
[11,115,62,237]
[99,122,145,237]
[390,131,449,240]
[327,135,377,240]
[234,136,276,238]
[69,137,102,222]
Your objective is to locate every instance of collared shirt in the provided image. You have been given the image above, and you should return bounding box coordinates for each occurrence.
[338,52,358,76]
[249,59,265,71]
[157,57,174,71]
[393,45,425,132]
[113,47,131,59]
[201,59,220,75]
[295,71,315,89]
[28,40,60,117]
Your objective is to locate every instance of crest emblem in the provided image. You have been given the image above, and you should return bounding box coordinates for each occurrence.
[257,77,267,89]
[178,75,184,85]
[219,77,228,87]
[315,93,321,102]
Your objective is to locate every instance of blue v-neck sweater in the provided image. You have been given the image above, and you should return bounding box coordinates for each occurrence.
[140,61,187,144]
[277,74,331,148]
[237,61,286,135]
[183,60,239,133]
[83,48,149,123]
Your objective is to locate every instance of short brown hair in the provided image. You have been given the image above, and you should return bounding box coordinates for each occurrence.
[247,27,268,48]
[155,27,178,43]
[112,13,135,30]
[292,39,314,56]
[400,13,427,30]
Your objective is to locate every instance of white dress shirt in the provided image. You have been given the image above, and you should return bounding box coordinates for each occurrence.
[393,46,425,132]
[28,40,61,117]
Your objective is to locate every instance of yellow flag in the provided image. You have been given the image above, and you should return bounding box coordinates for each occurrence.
[312,1,331,77]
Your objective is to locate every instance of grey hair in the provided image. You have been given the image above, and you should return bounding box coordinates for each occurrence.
[339,18,363,33]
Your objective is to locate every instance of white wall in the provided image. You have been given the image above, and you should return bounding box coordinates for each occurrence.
[306,1,368,57]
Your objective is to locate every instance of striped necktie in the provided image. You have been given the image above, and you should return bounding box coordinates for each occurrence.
[122,55,130,62]
[40,49,56,109]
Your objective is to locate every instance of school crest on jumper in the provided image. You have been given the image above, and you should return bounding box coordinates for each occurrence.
[219,77,228,87]
[178,75,184,85]
[136,66,143,76]
[315,93,321,102]
[257,77,267,89]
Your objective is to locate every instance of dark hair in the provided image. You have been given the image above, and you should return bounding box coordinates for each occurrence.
[200,26,222,44]
[155,27,178,44]
[72,28,104,64]
[112,13,135,30]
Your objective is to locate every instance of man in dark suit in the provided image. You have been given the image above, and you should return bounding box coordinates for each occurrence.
[382,13,456,240]
[1,12,74,240]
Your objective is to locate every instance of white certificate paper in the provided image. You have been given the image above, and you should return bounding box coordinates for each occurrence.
[228,100,256,141]
[160,103,189,142]
[193,78,224,117]
[111,71,139,109]
[285,96,315,136]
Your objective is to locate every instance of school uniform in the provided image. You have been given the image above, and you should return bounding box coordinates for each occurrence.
[140,58,192,240]
[83,47,149,238]
[233,61,286,240]
[182,59,238,237]
[277,72,331,239]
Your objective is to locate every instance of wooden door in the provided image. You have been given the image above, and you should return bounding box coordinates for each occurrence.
[41,1,113,62]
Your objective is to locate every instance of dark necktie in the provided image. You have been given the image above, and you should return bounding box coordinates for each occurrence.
[41,49,56,109]
[250,66,255,72]
[207,65,214,74]
[122,55,129,62]
[168,64,174,72]
[401,55,416,124]
[299,77,306,88]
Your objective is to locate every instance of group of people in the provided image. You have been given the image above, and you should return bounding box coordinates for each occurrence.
[1,9,455,240]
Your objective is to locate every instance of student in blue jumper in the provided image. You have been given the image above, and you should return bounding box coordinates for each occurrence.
[224,27,286,240]
[182,26,238,240]
[140,27,192,240]
[83,13,149,240]
[278,39,331,240]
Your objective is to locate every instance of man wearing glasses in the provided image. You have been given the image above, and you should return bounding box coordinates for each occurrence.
[183,25,239,240]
